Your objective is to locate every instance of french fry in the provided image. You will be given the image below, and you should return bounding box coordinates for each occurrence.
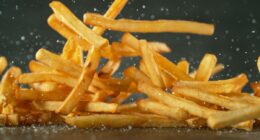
[32,101,62,112]
[122,33,192,81]
[29,60,54,73]
[138,82,220,119]
[0,67,21,105]
[195,54,217,81]
[92,75,133,92]
[0,57,7,75]
[99,59,121,76]
[19,72,78,88]
[190,63,224,78]
[186,117,206,128]
[36,48,81,78]
[177,60,189,74]
[16,88,94,101]
[117,103,138,113]
[65,114,145,128]
[139,59,149,76]
[251,82,260,97]
[148,41,171,53]
[173,73,248,94]
[5,114,19,126]
[111,92,131,104]
[124,66,152,84]
[211,63,224,76]
[160,69,175,88]
[137,99,189,121]
[57,47,100,114]
[257,56,260,72]
[0,114,7,125]
[91,0,128,35]
[0,114,19,126]
[30,82,59,92]
[232,120,254,131]
[227,92,260,105]
[47,14,92,51]
[111,42,138,57]
[50,1,108,48]
[61,38,83,66]
[208,105,260,129]
[1,104,14,114]
[132,113,187,128]
[174,87,251,110]
[84,13,214,35]
[140,40,164,88]
[83,102,118,113]
[90,91,107,102]
[140,59,174,88]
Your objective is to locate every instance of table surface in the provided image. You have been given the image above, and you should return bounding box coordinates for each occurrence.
[0,125,260,140]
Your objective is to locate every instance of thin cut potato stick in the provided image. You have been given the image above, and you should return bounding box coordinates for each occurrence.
[207,105,260,129]
[177,60,189,74]
[47,14,92,51]
[90,91,107,102]
[139,59,149,76]
[160,70,175,88]
[0,57,7,75]
[92,0,128,35]
[48,14,78,39]
[122,33,192,80]
[174,73,248,94]
[16,88,92,101]
[195,53,217,81]
[232,120,254,131]
[116,103,138,113]
[84,13,214,35]
[138,82,220,119]
[124,66,152,84]
[137,99,189,121]
[140,40,164,88]
[84,102,118,113]
[226,92,260,105]
[29,60,54,73]
[257,56,260,72]
[16,88,70,101]
[19,73,78,88]
[111,42,139,57]
[50,1,108,48]
[92,75,133,92]
[61,38,83,66]
[190,63,224,78]
[32,101,62,112]
[65,114,145,128]
[57,47,100,114]
[250,82,260,97]
[0,114,19,126]
[0,67,21,105]
[186,117,206,128]
[174,87,251,110]
[134,113,187,128]
[111,92,131,104]
[211,63,224,76]
[36,48,81,78]
[30,82,59,92]
[148,41,171,53]
[99,59,121,76]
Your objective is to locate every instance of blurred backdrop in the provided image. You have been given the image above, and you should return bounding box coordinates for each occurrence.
[0,0,259,91]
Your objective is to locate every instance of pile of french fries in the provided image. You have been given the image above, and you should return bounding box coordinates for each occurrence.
[0,0,260,131]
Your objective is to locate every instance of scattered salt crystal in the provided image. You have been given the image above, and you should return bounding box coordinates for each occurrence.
[21,36,26,41]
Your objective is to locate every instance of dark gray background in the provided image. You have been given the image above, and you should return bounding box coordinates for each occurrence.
[0,0,260,139]
[0,0,260,86]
